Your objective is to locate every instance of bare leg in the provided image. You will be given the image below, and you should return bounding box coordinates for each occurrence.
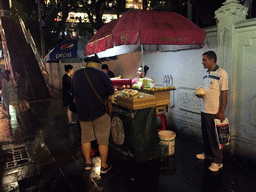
[81,142,91,164]
[5,103,9,116]
[21,100,26,111]
[12,104,19,116]
[18,101,23,112]
[21,100,28,111]
[24,100,30,110]
[67,108,72,123]
[98,145,108,168]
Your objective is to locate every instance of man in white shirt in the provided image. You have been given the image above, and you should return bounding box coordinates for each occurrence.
[196,51,229,172]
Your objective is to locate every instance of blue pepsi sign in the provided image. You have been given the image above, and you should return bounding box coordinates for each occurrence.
[49,39,78,61]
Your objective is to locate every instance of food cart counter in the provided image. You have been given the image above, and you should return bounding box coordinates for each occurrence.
[138,87,175,113]
[109,79,176,162]
[109,90,159,162]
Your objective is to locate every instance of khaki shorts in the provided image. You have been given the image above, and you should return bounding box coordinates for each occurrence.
[80,113,111,145]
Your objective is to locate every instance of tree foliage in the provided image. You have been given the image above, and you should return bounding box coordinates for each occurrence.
[9,0,117,55]
[8,0,225,56]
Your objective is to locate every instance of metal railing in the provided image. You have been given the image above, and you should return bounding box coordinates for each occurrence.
[0,9,52,98]
[19,19,52,96]
[0,18,12,71]
[20,20,49,76]
[0,16,36,100]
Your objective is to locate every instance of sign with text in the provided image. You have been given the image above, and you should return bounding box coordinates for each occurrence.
[178,87,201,114]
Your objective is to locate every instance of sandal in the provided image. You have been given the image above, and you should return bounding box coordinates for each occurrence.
[84,164,92,171]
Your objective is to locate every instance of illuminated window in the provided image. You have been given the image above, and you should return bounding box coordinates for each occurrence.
[126,0,143,9]
[65,12,118,23]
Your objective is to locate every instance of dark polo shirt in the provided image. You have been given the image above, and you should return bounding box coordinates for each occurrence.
[72,67,114,121]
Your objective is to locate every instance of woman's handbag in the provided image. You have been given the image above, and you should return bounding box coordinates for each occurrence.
[83,69,112,115]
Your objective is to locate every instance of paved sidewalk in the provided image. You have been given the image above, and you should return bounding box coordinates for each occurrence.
[0,90,256,192]
[0,105,16,144]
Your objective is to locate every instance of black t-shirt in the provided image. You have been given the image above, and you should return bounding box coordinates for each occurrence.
[62,74,72,107]
[107,70,115,78]
[72,67,114,121]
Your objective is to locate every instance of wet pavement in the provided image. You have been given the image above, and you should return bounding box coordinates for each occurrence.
[1,89,256,192]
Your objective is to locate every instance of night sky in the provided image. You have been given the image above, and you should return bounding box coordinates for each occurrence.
[186,0,253,28]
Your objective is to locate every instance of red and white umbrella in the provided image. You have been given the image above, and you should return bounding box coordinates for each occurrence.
[85,10,206,58]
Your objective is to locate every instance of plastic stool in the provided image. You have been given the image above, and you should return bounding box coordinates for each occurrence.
[157,113,167,132]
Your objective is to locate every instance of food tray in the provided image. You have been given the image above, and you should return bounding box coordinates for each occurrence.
[139,89,173,107]
[111,79,132,89]
[116,92,156,110]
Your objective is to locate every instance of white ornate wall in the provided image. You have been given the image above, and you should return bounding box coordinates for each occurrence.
[104,51,142,79]
[141,27,218,142]
[233,19,256,157]
[45,62,84,90]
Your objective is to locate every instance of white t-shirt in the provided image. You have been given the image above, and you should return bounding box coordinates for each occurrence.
[201,65,229,114]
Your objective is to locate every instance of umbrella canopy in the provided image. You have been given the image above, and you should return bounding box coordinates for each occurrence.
[44,38,89,63]
[85,10,206,58]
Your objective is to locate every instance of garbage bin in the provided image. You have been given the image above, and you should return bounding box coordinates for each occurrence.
[158,130,176,160]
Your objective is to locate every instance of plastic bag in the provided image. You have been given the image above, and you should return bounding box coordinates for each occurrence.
[214,118,231,149]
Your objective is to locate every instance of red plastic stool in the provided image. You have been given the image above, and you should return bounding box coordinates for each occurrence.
[157,113,167,132]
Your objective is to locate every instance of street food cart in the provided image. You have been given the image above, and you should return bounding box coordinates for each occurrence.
[84,10,204,163]
[109,83,175,163]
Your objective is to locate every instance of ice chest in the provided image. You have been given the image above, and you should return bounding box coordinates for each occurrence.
[116,92,156,110]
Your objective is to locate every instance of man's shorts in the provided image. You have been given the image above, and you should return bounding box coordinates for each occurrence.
[80,113,111,145]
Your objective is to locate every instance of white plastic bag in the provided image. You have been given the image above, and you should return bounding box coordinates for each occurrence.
[214,118,231,149]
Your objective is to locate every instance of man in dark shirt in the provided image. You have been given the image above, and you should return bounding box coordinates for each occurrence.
[72,55,114,174]
[101,64,115,78]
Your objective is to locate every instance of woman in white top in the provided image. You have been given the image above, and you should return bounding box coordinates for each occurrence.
[1,70,18,118]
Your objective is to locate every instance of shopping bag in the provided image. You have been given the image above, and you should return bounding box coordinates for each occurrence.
[214,118,231,149]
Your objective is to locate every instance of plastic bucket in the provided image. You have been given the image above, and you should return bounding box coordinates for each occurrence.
[158,130,176,156]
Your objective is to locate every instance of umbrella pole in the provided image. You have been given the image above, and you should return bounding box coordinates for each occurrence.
[141,44,145,77]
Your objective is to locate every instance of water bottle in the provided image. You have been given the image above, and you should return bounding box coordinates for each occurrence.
[166,75,170,87]
[163,75,167,87]
[170,75,173,87]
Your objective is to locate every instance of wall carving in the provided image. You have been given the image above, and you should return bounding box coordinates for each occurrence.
[250,96,256,126]
[218,28,229,68]
[177,87,201,114]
